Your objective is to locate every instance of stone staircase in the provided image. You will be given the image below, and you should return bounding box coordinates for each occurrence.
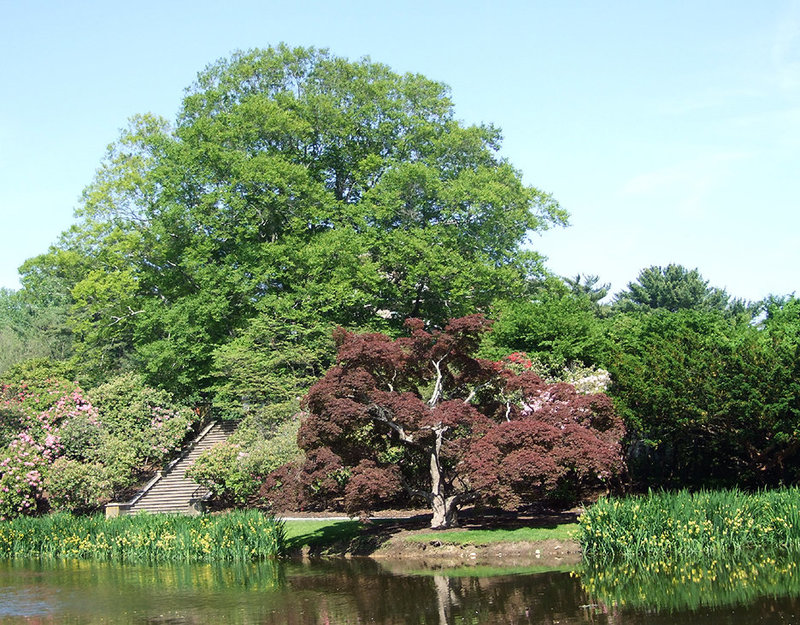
[105,420,238,517]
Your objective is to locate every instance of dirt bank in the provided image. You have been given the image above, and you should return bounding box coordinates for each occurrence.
[373,535,582,568]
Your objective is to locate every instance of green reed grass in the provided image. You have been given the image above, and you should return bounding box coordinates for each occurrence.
[580,487,800,563]
[0,510,285,562]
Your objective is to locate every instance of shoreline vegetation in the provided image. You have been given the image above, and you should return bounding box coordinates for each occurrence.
[578,487,800,612]
[0,507,582,565]
[0,511,284,563]
[1,488,799,569]
[580,487,800,564]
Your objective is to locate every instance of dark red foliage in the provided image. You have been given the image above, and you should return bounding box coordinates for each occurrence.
[424,400,492,431]
[463,383,626,509]
[503,370,548,397]
[261,447,345,512]
[369,390,430,430]
[342,460,403,516]
[263,315,626,519]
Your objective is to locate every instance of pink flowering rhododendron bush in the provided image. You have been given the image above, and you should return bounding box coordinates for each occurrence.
[86,373,196,475]
[0,380,92,518]
[263,315,626,529]
[0,369,197,518]
[0,431,59,519]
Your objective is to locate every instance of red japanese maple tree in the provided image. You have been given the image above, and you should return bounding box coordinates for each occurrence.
[263,315,625,528]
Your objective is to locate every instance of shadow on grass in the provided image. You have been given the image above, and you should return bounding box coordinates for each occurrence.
[457,506,579,531]
[285,514,432,556]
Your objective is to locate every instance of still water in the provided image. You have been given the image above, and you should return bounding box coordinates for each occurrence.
[0,557,799,624]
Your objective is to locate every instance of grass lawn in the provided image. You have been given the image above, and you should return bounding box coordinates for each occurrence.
[405,523,579,545]
[283,518,579,552]
[283,520,367,550]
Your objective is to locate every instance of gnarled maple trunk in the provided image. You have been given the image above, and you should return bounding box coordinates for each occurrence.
[429,429,459,529]
[430,491,459,529]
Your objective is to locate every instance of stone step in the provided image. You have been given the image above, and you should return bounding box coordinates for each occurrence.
[140,487,200,493]
[141,488,200,496]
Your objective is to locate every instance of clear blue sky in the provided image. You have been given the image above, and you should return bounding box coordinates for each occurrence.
[1,1,798,302]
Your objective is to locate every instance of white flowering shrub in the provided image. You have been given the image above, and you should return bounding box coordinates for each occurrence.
[501,352,611,394]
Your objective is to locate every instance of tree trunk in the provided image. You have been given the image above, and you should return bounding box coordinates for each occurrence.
[430,492,459,529]
[429,429,459,529]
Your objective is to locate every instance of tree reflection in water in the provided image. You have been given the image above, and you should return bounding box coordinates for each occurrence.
[283,558,590,624]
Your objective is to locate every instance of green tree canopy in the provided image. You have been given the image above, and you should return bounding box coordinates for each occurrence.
[30,45,566,399]
[482,278,609,374]
[564,273,610,305]
[210,299,335,419]
[0,282,72,375]
[613,264,742,314]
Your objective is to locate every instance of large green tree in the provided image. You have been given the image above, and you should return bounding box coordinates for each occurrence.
[29,45,565,399]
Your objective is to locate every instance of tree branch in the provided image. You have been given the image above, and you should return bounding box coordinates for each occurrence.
[369,404,415,443]
[108,306,145,325]
[429,358,445,407]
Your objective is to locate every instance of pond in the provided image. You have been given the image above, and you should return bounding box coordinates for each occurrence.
[1,557,799,624]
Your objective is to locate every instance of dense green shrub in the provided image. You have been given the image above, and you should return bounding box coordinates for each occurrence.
[604,303,800,488]
[87,373,196,481]
[188,410,301,507]
[57,411,102,461]
[45,458,111,513]
[186,442,259,506]
[241,419,302,478]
